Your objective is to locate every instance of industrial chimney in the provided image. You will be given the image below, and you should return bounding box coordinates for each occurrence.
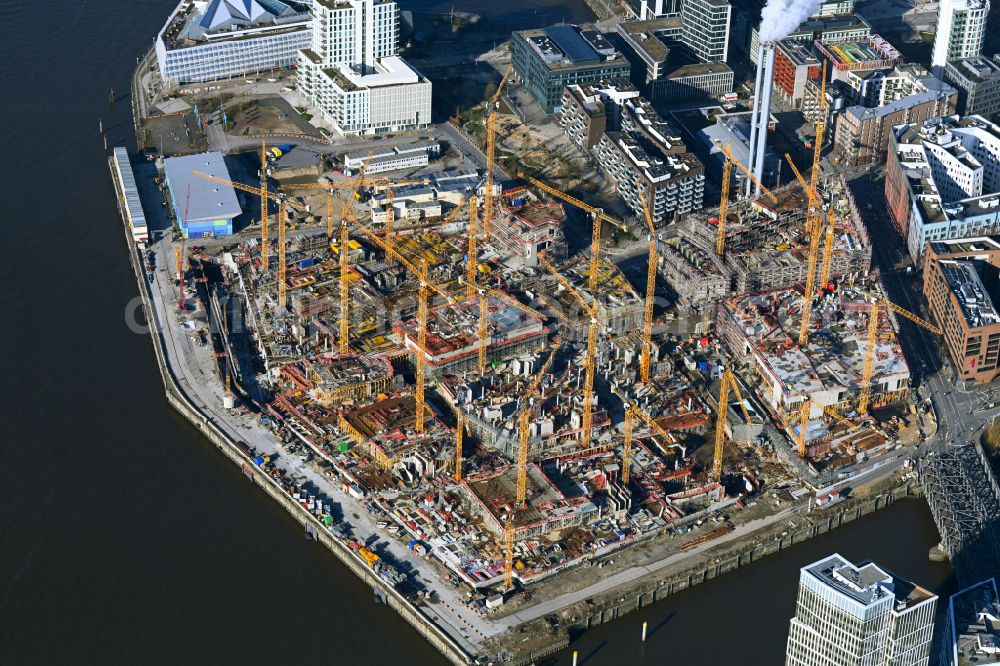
[746,41,776,198]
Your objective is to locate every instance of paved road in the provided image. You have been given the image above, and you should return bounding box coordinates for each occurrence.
[848,175,1000,449]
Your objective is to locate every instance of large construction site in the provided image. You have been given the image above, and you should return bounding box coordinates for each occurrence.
[126,51,943,665]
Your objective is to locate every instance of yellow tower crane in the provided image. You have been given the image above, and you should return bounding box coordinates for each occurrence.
[191,170,306,309]
[503,517,515,590]
[467,196,479,300]
[713,140,779,257]
[622,403,676,485]
[798,399,810,458]
[520,173,628,293]
[345,211,454,431]
[785,155,830,346]
[514,343,558,507]
[483,64,513,238]
[807,61,829,236]
[538,252,599,445]
[636,181,658,383]
[712,367,753,481]
[857,294,941,413]
[333,164,372,354]
[450,403,465,482]
[260,141,269,270]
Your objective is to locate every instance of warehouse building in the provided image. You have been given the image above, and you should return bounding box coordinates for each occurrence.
[343,141,441,173]
[162,152,241,238]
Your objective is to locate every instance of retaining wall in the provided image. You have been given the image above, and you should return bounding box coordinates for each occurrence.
[112,155,473,666]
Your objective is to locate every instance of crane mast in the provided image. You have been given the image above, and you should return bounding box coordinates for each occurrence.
[716,141,732,257]
[636,181,658,382]
[798,399,810,458]
[538,253,599,445]
[712,140,778,256]
[515,343,558,506]
[260,141,269,271]
[857,294,941,413]
[483,64,513,239]
[858,304,881,414]
[416,258,429,433]
[711,367,752,481]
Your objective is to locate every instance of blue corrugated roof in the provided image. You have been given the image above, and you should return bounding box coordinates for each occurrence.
[544,25,599,65]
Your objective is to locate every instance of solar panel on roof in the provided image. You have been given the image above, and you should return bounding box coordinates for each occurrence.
[543,25,599,64]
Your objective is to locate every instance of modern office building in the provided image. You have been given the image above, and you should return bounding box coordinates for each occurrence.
[785,554,937,666]
[679,0,731,63]
[815,34,906,106]
[511,25,631,114]
[594,98,705,223]
[651,63,734,102]
[616,19,677,86]
[931,0,990,77]
[945,55,1000,117]
[162,152,242,238]
[923,237,1000,384]
[885,115,1000,260]
[625,0,681,20]
[558,80,640,150]
[942,578,1000,665]
[615,19,733,103]
[155,0,312,85]
[834,66,958,167]
[296,0,431,135]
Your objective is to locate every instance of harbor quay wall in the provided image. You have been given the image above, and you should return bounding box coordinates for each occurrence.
[113,165,474,666]
[558,484,924,643]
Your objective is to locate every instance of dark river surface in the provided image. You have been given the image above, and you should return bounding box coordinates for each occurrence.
[0,1,955,664]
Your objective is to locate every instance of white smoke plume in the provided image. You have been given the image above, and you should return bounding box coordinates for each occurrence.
[758,0,823,43]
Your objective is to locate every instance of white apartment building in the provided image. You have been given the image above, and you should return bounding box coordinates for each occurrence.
[931,0,990,77]
[297,0,431,135]
[155,0,312,85]
[786,554,937,666]
[888,115,1000,260]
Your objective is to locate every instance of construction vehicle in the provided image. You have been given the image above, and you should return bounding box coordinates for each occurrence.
[712,367,752,481]
[857,293,941,413]
[538,252,599,446]
[482,64,513,239]
[520,173,628,293]
[713,140,778,257]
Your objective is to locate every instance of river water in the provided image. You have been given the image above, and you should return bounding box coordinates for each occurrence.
[0,1,953,664]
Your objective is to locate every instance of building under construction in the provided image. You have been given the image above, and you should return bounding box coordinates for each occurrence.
[662,174,872,309]
[393,295,549,377]
[715,283,911,432]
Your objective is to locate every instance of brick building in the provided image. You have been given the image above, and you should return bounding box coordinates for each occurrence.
[923,237,1000,384]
